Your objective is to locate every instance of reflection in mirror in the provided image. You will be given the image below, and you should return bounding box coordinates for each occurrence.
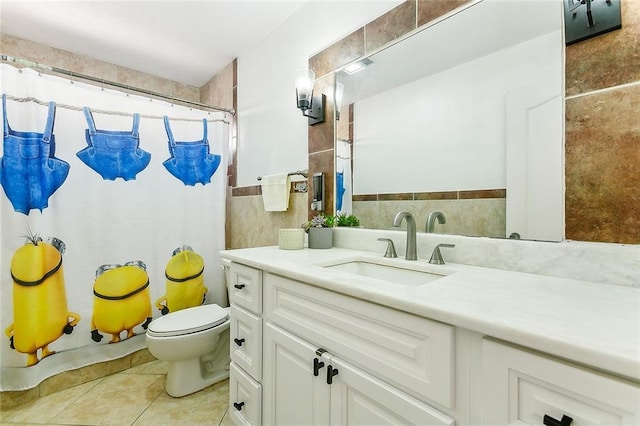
[335,0,563,241]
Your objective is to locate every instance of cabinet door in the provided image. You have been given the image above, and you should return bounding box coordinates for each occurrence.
[329,356,454,426]
[263,323,331,426]
[482,338,640,425]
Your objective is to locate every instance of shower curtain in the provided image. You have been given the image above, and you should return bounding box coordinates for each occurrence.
[0,64,229,391]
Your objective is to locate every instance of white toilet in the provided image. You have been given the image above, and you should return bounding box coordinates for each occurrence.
[146,264,231,397]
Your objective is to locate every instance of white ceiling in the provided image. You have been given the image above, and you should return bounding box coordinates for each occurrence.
[0,0,310,87]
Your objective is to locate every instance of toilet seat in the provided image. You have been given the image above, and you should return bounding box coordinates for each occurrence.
[147,304,229,337]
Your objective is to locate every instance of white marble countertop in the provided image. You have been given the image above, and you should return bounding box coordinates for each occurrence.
[220,246,640,382]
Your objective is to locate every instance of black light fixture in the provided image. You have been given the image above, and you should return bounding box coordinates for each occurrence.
[295,69,325,125]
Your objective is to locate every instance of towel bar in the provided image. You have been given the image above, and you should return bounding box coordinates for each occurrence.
[257,169,308,181]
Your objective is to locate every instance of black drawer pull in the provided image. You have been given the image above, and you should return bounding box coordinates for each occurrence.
[233,401,245,411]
[234,338,245,347]
[327,365,339,385]
[543,414,573,426]
[313,357,325,376]
[234,284,245,289]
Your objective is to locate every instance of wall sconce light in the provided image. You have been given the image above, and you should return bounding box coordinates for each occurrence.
[295,69,325,125]
[335,82,344,121]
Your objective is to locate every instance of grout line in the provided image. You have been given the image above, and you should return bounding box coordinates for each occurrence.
[566,80,640,100]
[129,372,167,426]
[218,406,230,426]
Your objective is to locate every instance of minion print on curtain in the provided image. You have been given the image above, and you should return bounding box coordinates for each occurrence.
[90,261,152,344]
[5,233,80,366]
[0,95,70,215]
[155,246,207,315]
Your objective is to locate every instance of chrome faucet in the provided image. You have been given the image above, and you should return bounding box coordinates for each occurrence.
[429,243,455,265]
[392,211,417,260]
[426,211,446,233]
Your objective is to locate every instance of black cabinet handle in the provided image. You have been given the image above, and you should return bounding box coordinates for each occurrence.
[327,365,339,385]
[313,357,325,376]
[233,401,245,411]
[543,414,573,426]
[234,338,245,347]
[234,284,245,289]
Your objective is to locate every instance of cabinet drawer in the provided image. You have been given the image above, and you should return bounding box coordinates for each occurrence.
[482,338,640,425]
[229,263,262,314]
[229,362,262,426]
[231,305,262,381]
[263,273,455,409]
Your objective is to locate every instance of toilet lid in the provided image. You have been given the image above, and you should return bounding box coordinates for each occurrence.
[147,304,229,337]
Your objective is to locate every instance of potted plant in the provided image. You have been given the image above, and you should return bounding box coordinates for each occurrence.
[302,214,335,249]
[335,213,360,227]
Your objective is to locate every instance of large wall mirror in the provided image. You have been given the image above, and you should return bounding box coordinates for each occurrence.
[335,0,564,241]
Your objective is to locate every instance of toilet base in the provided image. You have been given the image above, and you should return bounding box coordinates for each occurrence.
[164,330,230,398]
[166,360,229,397]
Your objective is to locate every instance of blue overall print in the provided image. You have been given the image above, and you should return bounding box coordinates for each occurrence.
[336,171,345,212]
[0,94,70,215]
[76,108,151,181]
[162,116,221,186]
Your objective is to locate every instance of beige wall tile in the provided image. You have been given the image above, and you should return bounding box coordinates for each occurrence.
[353,198,505,237]
[0,386,40,411]
[309,28,365,78]
[565,84,640,244]
[365,1,417,54]
[565,0,640,96]
[228,193,308,249]
[39,356,130,397]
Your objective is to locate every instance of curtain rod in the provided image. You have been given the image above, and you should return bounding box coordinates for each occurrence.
[0,54,235,116]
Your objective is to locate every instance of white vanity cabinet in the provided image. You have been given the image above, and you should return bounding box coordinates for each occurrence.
[224,252,640,426]
[482,339,640,425]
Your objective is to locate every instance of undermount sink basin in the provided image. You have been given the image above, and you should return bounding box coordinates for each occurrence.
[323,259,447,286]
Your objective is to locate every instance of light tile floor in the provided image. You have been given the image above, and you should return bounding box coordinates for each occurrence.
[0,360,233,425]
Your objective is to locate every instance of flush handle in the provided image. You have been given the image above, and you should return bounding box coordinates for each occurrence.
[313,357,325,376]
[543,414,573,426]
[233,401,245,411]
[234,338,245,347]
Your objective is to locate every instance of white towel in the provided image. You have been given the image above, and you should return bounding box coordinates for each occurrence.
[261,173,291,211]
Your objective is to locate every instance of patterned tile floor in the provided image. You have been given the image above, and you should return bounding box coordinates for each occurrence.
[0,360,232,425]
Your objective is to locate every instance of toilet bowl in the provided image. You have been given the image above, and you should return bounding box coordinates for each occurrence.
[146,304,230,397]
[146,260,232,397]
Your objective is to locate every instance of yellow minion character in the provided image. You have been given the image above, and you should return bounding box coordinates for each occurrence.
[5,235,81,367]
[154,245,207,315]
[90,261,152,344]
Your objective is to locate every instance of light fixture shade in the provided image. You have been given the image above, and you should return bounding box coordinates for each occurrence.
[335,82,344,120]
[295,69,315,110]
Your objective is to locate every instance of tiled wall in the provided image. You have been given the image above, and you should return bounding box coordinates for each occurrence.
[353,190,506,237]
[564,0,640,244]
[1,34,200,102]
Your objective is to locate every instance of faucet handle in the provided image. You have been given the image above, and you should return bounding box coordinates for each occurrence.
[429,243,455,265]
[377,238,398,258]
